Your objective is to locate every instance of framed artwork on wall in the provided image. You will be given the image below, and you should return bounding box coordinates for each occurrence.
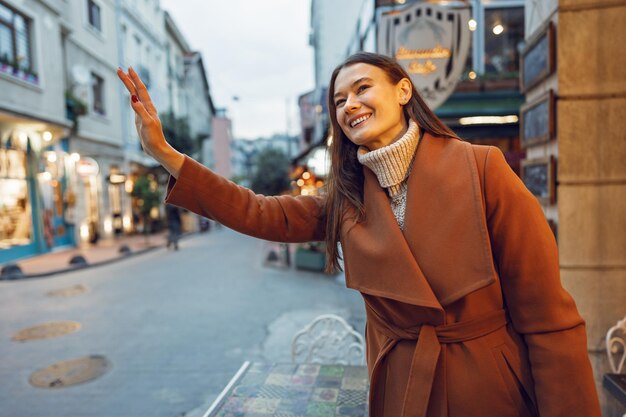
[520,21,555,92]
[521,156,556,205]
[520,90,555,147]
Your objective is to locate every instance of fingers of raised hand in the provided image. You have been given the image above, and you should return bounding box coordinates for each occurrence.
[117,68,158,117]
[128,67,158,115]
[129,95,154,126]
[116,68,137,96]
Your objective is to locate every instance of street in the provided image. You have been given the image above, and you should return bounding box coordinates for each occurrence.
[0,229,365,417]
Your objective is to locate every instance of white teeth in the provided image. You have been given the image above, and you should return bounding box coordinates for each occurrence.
[350,114,371,127]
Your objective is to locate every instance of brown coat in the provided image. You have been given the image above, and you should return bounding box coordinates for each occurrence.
[165,133,601,417]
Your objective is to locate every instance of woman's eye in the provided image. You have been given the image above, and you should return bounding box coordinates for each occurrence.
[357,85,370,93]
[335,99,345,106]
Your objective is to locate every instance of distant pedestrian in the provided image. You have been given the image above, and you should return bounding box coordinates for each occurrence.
[165,204,181,250]
[118,53,600,417]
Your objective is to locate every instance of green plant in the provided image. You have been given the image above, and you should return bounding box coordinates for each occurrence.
[131,175,160,235]
[160,111,195,155]
[250,148,290,196]
[65,90,88,122]
[0,53,12,66]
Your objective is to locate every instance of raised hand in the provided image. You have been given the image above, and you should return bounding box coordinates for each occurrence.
[117,67,184,177]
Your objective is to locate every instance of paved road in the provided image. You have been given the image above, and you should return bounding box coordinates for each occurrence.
[0,228,365,417]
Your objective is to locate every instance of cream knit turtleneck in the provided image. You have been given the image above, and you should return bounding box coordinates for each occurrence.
[357,119,421,230]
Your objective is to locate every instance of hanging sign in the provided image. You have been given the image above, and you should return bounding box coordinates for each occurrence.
[378,3,471,110]
[76,157,99,177]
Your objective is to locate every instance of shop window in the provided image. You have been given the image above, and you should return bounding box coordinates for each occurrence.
[0,1,36,82]
[87,0,101,32]
[483,7,524,79]
[91,72,105,115]
[0,147,32,249]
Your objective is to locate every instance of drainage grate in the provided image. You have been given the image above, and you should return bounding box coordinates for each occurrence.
[47,284,88,298]
[29,355,111,388]
[12,321,81,342]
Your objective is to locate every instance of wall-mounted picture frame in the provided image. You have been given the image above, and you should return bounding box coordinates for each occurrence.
[520,90,555,148]
[521,156,556,205]
[520,21,555,92]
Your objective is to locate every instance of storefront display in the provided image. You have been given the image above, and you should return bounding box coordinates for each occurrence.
[37,149,72,248]
[0,147,32,249]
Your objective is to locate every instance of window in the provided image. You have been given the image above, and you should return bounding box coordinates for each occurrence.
[0,1,33,75]
[483,7,524,78]
[0,139,32,249]
[91,72,105,115]
[87,0,101,32]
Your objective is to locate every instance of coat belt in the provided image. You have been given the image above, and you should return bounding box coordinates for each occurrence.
[367,308,508,417]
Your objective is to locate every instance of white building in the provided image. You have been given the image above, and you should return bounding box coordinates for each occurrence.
[164,11,189,118]
[309,0,365,143]
[117,0,167,168]
[183,51,215,165]
[63,0,127,243]
[0,0,73,263]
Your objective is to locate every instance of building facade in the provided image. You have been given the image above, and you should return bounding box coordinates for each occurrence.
[521,0,626,414]
[63,0,127,243]
[0,0,72,263]
[309,0,365,145]
[1,0,217,265]
[342,0,525,170]
[183,51,215,165]
[211,108,233,179]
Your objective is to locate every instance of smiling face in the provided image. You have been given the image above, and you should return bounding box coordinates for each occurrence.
[332,63,412,151]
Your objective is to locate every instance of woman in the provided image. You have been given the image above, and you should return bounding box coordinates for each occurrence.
[118,52,601,417]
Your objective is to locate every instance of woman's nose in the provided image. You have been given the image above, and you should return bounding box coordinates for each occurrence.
[344,95,360,113]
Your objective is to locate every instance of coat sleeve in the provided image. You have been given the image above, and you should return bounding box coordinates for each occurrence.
[164,155,326,243]
[484,146,601,417]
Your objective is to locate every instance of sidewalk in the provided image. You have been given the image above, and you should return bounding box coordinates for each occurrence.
[0,231,178,279]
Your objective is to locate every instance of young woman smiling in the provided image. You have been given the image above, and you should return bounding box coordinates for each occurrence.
[118,52,601,417]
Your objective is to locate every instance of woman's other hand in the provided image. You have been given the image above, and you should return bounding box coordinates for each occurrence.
[117,67,184,178]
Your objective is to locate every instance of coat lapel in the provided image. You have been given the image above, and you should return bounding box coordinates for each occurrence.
[341,132,497,309]
[342,166,443,312]
[403,133,497,306]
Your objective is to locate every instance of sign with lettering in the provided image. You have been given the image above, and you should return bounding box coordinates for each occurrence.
[521,156,556,205]
[378,3,470,109]
[521,21,555,92]
[76,157,99,177]
[520,91,555,147]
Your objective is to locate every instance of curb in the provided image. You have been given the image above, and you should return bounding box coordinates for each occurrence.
[1,232,201,281]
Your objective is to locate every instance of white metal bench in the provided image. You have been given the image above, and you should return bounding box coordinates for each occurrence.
[291,314,365,365]
[604,316,626,415]
[607,316,626,374]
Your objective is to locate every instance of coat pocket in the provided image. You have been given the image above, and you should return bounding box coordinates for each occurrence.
[491,344,538,417]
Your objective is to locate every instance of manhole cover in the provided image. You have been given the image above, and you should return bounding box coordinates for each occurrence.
[47,284,88,297]
[12,321,81,342]
[30,355,111,388]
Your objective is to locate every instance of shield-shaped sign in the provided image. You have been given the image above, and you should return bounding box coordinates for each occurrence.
[378,3,471,110]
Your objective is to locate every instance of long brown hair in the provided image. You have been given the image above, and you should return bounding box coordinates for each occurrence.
[324,52,460,273]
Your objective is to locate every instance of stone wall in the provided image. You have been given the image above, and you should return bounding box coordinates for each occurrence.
[557,1,626,415]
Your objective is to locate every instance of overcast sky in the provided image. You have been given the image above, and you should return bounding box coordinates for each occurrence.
[159,0,314,140]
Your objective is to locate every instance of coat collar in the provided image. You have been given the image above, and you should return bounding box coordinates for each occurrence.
[341,132,497,309]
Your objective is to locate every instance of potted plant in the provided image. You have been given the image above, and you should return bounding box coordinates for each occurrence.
[131,175,161,244]
[65,90,88,125]
[295,241,328,272]
[0,53,13,73]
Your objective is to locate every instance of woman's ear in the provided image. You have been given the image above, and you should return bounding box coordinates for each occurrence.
[397,78,413,105]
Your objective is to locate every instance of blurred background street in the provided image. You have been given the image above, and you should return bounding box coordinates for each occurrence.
[0,228,364,417]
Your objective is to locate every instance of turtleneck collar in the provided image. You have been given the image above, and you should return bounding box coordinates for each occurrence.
[356,119,421,196]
